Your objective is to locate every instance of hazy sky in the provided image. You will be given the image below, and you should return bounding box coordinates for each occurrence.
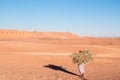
[0,0,120,37]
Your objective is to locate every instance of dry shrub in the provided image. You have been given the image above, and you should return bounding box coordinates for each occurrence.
[70,50,94,64]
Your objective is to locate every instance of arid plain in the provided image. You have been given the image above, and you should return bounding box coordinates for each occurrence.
[0,30,120,80]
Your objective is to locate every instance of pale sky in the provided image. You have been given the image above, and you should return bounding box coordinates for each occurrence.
[0,0,120,37]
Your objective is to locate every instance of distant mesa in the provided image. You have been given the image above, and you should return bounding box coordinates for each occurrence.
[0,29,80,40]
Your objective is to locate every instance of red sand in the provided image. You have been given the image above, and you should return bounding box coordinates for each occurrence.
[0,30,120,80]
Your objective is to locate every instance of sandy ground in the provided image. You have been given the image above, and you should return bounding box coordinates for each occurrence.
[0,54,120,80]
[0,30,120,80]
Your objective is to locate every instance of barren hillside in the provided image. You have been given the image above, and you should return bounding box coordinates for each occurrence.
[0,29,120,54]
[0,30,80,40]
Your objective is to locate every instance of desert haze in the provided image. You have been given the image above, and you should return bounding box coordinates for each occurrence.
[0,30,120,80]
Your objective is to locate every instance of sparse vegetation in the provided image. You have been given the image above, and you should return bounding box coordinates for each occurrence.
[70,50,94,64]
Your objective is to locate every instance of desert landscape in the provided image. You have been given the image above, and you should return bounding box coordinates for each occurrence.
[0,30,120,80]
